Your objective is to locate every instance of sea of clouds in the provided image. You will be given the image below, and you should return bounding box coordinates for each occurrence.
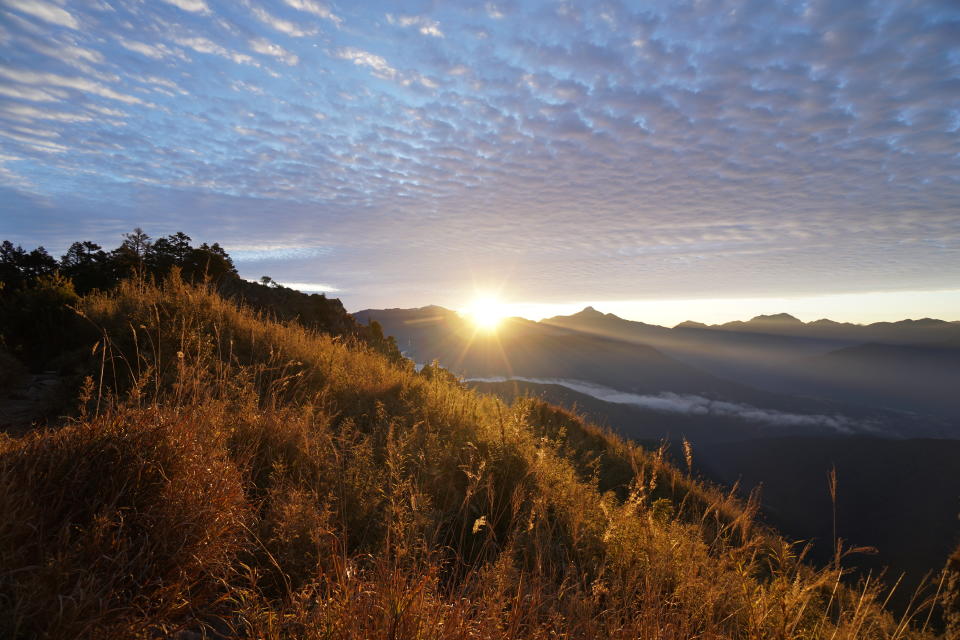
[466,376,875,435]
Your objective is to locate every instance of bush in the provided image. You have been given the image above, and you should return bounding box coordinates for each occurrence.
[0,273,85,370]
[0,410,246,638]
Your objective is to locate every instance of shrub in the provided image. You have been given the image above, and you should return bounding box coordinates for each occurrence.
[0,273,85,370]
[0,409,246,638]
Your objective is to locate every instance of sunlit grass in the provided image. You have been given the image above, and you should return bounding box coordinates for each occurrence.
[0,273,948,638]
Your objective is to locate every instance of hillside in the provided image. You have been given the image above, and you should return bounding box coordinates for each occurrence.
[0,275,944,638]
[468,378,960,614]
[0,234,403,374]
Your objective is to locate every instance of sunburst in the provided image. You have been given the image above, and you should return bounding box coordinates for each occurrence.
[464,295,509,331]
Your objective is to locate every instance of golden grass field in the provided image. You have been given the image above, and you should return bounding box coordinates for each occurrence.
[0,274,951,638]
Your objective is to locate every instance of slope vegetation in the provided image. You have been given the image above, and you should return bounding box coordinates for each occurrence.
[0,276,942,638]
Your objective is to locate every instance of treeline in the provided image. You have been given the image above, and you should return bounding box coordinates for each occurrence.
[0,229,401,372]
[1,229,235,295]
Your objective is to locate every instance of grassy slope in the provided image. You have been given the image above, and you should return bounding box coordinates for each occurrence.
[0,276,941,639]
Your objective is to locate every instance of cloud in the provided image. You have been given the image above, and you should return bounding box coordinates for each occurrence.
[233,246,331,261]
[281,0,341,26]
[2,1,958,313]
[485,3,504,20]
[22,39,105,71]
[467,377,869,434]
[230,80,264,95]
[0,67,147,105]
[386,14,444,38]
[0,154,35,189]
[332,47,396,79]
[250,37,298,65]
[171,36,255,65]
[0,84,67,102]
[2,0,78,29]
[7,125,59,139]
[159,0,209,14]
[0,129,69,152]
[269,280,339,292]
[0,103,93,123]
[126,74,187,96]
[116,37,186,61]
[85,104,126,117]
[249,2,316,37]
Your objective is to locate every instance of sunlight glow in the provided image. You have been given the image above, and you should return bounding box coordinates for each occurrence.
[457,289,960,327]
[464,296,509,331]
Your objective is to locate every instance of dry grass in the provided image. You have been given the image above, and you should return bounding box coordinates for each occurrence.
[0,274,946,638]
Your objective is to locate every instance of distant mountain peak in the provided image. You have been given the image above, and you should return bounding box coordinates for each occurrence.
[418,304,453,313]
[676,320,708,329]
[748,313,803,324]
[575,305,606,317]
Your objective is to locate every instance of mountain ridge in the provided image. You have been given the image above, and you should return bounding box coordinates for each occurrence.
[355,302,959,335]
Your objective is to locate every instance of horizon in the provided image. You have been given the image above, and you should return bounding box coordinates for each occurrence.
[7,235,960,327]
[1,0,958,315]
[344,287,960,328]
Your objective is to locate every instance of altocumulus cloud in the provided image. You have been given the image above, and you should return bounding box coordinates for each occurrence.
[0,0,957,311]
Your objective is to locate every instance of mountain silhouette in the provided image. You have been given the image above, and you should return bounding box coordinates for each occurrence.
[541,307,960,422]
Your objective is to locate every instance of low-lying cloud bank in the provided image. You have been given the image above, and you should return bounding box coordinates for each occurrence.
[467,376,871,435]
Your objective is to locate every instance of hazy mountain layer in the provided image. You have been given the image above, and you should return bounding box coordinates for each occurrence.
[354,305,959,436]
[545,307,960,422]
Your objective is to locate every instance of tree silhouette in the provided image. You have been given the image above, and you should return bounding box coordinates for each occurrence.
[183,242,236,281]
[150,232,193,275]
[111,227,152,278]
[0,241,56,289]
[61,241,112,293]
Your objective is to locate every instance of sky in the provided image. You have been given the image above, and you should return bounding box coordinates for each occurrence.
[0,0,959,325]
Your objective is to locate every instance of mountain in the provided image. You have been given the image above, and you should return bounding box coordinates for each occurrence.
[354,306,720,394]
[701,313,960,345]
[357,305,960,437]
[545,306,853,379]
[675,320,708,329]
[353,305,903,431]
[717,312,805,333]
[542,307,960,423]
[0,274,922,638]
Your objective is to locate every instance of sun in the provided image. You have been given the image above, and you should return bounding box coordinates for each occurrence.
[464,295,509,331]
